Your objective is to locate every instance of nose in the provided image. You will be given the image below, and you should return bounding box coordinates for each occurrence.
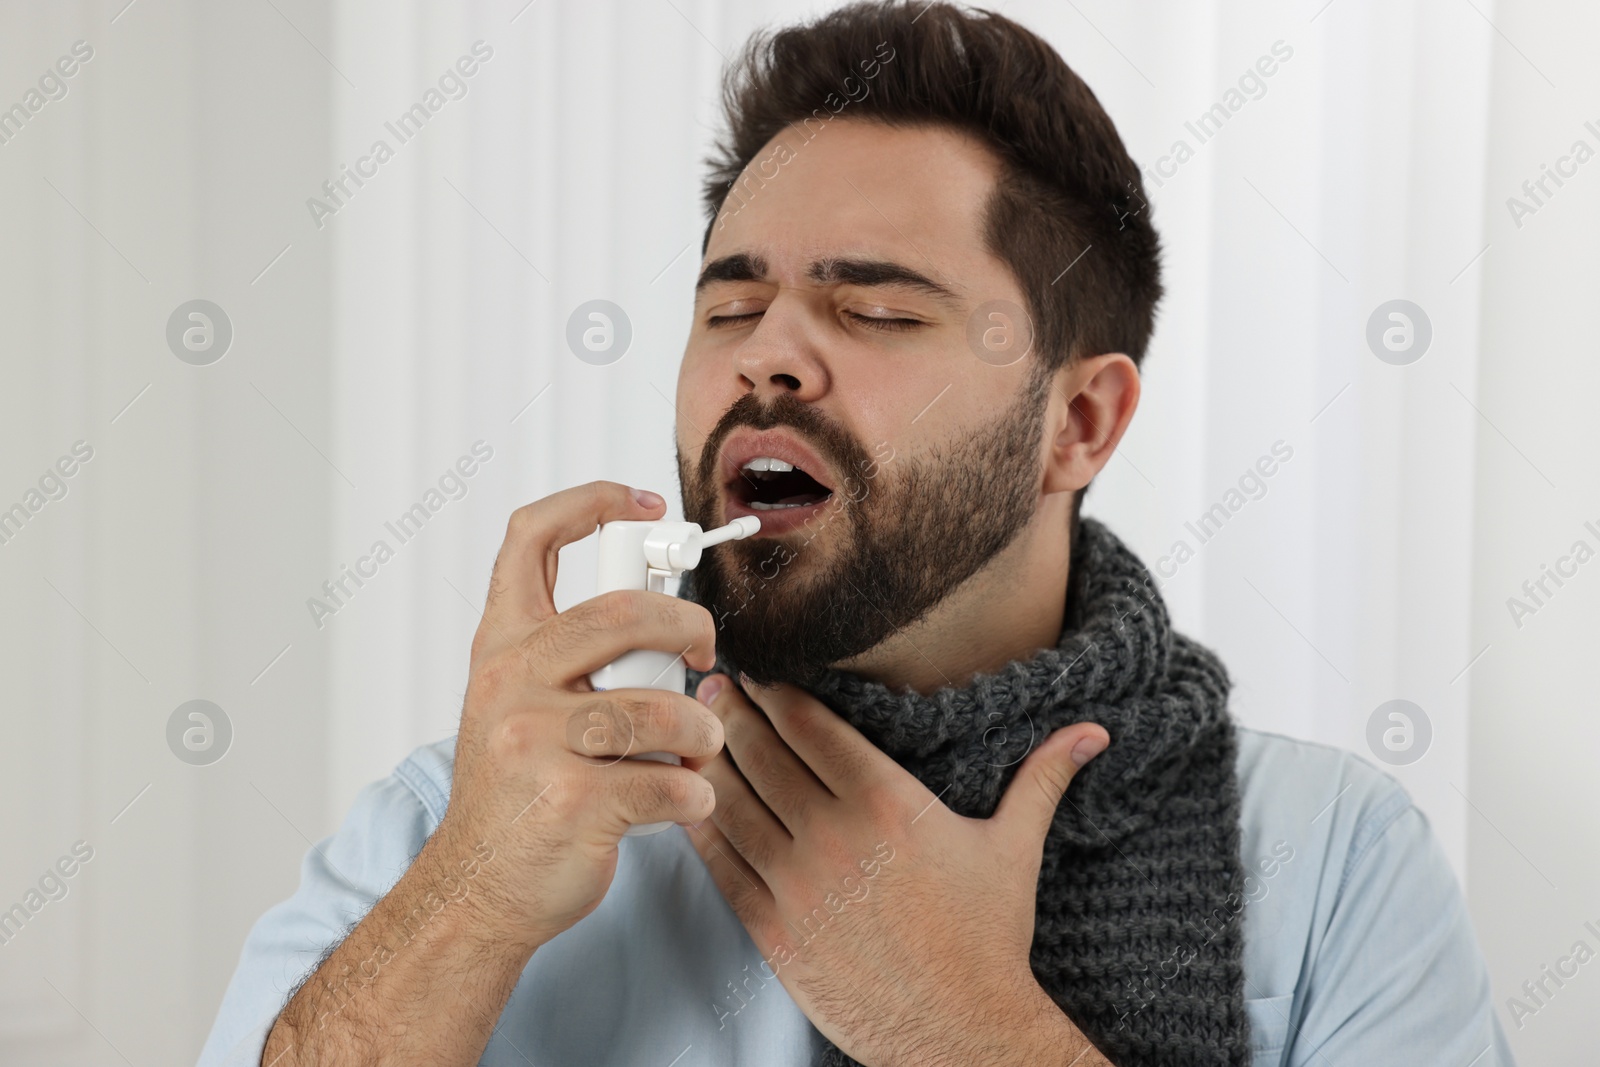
[733,301,830,404]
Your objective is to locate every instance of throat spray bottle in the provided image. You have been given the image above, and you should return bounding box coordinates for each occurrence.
[589,514,760,836]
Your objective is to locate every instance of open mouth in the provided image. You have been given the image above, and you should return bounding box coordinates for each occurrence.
[730,456,834,511]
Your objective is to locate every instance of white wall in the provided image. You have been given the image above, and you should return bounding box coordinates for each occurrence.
[1,0,1594,1063]
[317,0,1499,876]
[0,1,333,1063]
[1024,0,1496,888]
[1468,0,1600,1057]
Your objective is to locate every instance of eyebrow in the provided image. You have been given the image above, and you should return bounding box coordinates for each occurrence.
[694,252,962,308]
[695,252,768,291]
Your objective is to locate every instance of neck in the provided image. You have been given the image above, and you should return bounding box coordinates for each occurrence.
[834,496,1074,695]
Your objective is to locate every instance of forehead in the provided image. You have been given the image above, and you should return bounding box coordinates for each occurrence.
[704,119,1006,281]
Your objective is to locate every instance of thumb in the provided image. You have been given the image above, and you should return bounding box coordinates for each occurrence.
[993,723,1110,841]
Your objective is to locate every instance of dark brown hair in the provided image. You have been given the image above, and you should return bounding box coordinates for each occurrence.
[701,0,1164,379]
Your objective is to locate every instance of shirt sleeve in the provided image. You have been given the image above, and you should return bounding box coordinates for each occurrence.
[196,770,438,1066]
[1284,800,1514,1066]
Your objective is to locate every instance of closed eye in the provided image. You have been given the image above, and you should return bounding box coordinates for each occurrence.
[707,311,762,328]
[706,310,926,331]
[844,311,923,332]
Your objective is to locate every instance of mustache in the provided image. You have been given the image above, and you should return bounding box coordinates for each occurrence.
[695,393,870,492]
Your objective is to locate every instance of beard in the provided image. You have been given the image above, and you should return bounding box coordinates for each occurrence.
[676,369,1050,688]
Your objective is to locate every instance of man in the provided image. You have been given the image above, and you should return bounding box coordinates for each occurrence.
[201,3,1512,1065]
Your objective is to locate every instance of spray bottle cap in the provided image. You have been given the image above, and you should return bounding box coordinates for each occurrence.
[642,515,760,575]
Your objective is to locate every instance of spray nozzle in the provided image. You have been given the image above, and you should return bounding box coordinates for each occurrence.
[696,515,761,548]
[641,515,761,576]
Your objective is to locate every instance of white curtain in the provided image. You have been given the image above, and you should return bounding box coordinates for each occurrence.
[2,1,340,1062]
[325,0,1494,868]
[323,8,1600,1065]
[9,0,1597,1063]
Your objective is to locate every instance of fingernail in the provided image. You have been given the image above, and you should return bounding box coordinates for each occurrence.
[633,487,665,508]
[696,675,727,706]
[1071,734,1109,768]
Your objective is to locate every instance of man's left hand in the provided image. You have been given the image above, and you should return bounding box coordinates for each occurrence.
[680,673,1111,1067]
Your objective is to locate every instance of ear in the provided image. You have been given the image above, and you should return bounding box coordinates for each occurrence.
[1040,352,1141,496]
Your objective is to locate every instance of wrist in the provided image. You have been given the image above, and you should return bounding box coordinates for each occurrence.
[910,979,1086,1067]
[414,819,537,960]
[1008,983,1098,1066]
[269,822,530,1062]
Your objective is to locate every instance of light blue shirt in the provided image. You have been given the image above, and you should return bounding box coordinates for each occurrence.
[199,728,1513,1066]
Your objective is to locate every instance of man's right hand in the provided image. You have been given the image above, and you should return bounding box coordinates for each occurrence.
[262,482,723,1066]
[438,479,723,948]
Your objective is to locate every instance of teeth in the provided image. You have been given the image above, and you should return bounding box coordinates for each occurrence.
[741,456,795,472]
[749,500,811,510]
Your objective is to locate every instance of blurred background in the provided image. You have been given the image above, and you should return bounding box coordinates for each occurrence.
[1,0,1595,1062]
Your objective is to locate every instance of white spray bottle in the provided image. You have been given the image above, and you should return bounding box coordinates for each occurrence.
[589,514,761,836]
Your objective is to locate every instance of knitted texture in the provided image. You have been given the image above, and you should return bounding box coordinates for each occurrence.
[682,518,1251,1066]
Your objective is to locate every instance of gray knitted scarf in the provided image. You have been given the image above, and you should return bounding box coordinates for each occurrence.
[683,517,1250,1066]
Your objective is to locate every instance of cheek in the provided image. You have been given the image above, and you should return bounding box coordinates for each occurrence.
[675,357,729,447]
[844,317,1005,435]
[836,365,918,449]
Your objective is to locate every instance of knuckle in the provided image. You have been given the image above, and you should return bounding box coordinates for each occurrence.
[684,603,716,649]
[526,604,600,668]
[568,697,620,756]
[605,695,660,745]
[797,703,836,740]
[660,772,694,810]
[625,770,681,816]
[795,724,863,782]
[785,705,824,746]
[469,653,516,700]
[692,774,714,812]
[641,692,680,739]
[469,624,496,663]
[1038,766,1072,803]
[490,714,540,759]
[506,503,540,541]
[483,565,513,611]
[543,773,588,822]
[596,588,646,631]
[519,617,566,666]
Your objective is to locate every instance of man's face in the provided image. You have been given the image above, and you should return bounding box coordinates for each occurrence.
[676,119,1050,687]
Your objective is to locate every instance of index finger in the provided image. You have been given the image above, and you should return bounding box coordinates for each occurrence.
[485,480,666,626]
[730,674,887,797]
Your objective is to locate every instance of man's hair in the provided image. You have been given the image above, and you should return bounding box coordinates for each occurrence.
[700,1,1162,533]
[701,0,1163,377]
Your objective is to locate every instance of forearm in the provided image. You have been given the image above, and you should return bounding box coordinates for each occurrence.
[262,830,530,1066]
